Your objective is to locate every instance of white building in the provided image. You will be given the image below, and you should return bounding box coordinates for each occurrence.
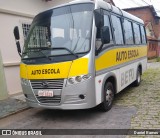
[0,0,114,99]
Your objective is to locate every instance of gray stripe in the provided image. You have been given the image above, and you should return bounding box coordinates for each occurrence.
[96,56,147,76]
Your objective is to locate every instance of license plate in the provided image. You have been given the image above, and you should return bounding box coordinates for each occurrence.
[38,90,54,97]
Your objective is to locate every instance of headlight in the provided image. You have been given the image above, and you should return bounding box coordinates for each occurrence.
[21,78,30,86]
[68,78,74,84]
[82,75,91,80]
[75,76,82,82]
[67,74,91,85]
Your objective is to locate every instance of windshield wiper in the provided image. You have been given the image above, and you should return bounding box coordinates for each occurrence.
[23,47,78,59]
[23,47,52,60]
[49,47,79,58]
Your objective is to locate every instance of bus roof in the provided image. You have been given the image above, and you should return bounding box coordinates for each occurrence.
[40,0,94,13]
[40,0,144,24]
[96,0,144,24]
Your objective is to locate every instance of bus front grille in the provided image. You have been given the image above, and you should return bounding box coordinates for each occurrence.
[36,95,61,104]
[30,79,64,90]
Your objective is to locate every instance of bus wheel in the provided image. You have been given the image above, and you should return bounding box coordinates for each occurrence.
[100,82,114,112]
[134,68,141,86]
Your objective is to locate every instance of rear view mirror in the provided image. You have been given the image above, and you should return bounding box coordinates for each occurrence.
[13,26,20,40]
[16,41,21,54]
[13,26,21,57]
[94,9,104,28]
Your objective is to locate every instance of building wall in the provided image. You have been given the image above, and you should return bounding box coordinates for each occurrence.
[157,42,160,57]
[45,0,72,8]
[0,0,73,96]
[0,0,47,16]
[0,13,33,95]
[147,41,158,58]
[153,20,160,40]
[125,8,153,23]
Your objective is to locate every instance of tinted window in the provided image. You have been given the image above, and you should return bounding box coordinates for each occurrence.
[96,13,113,50]
[133,23,141,44]
[111,15,124,45]
[140,26,146,44]
[123,20,134,44]
[104,14,113,44]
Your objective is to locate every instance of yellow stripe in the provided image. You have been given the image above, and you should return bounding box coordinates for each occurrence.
[95,46,147,71]
[20,57,89,79]
[20,62,72,79]
[68,58,89,77]
[20,64,27,79]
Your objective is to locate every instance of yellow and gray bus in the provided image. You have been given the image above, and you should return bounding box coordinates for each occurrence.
[14,0,147,111]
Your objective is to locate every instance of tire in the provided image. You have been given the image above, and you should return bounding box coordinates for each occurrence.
[134,68,141,86]
[100,82,115,112]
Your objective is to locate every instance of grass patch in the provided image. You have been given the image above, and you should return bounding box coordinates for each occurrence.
[148,57,160,62]
[156,57,160,62]
[148,58,157,63]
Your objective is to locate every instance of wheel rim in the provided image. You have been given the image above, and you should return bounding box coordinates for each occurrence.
[105,88,113,106]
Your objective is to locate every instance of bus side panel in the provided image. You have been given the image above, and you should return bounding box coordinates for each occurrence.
[95,70,118,105]
[95,57,147,105]
[118,61,137,91]
[118,58,147,92]
[142,58,148,73]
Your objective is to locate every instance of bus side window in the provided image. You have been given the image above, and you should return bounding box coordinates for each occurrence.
[111,15,124,45]
[123,19,134,45]
[133,23,141,44]
[140,26,147,44]
[103,14,113,44]
[96,13,113,50]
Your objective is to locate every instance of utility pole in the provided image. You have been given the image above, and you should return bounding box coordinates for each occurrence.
[0,50,8,100]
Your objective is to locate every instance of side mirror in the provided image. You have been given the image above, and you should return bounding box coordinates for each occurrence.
[94,9,104,28]
[13,26,21,57]
[101,26,110,44]
[13,26,20,40]
[16,41,21,54]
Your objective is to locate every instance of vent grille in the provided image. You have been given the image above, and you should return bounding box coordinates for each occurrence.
[30,79,64,90]
[36,95,61,104]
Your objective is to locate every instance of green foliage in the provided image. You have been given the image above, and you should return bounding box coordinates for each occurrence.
[156,57,160,62]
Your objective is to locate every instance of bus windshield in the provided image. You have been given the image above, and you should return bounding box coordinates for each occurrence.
[22,3,94,63]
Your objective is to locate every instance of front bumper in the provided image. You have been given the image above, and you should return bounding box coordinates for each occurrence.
[22,78,96,110]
